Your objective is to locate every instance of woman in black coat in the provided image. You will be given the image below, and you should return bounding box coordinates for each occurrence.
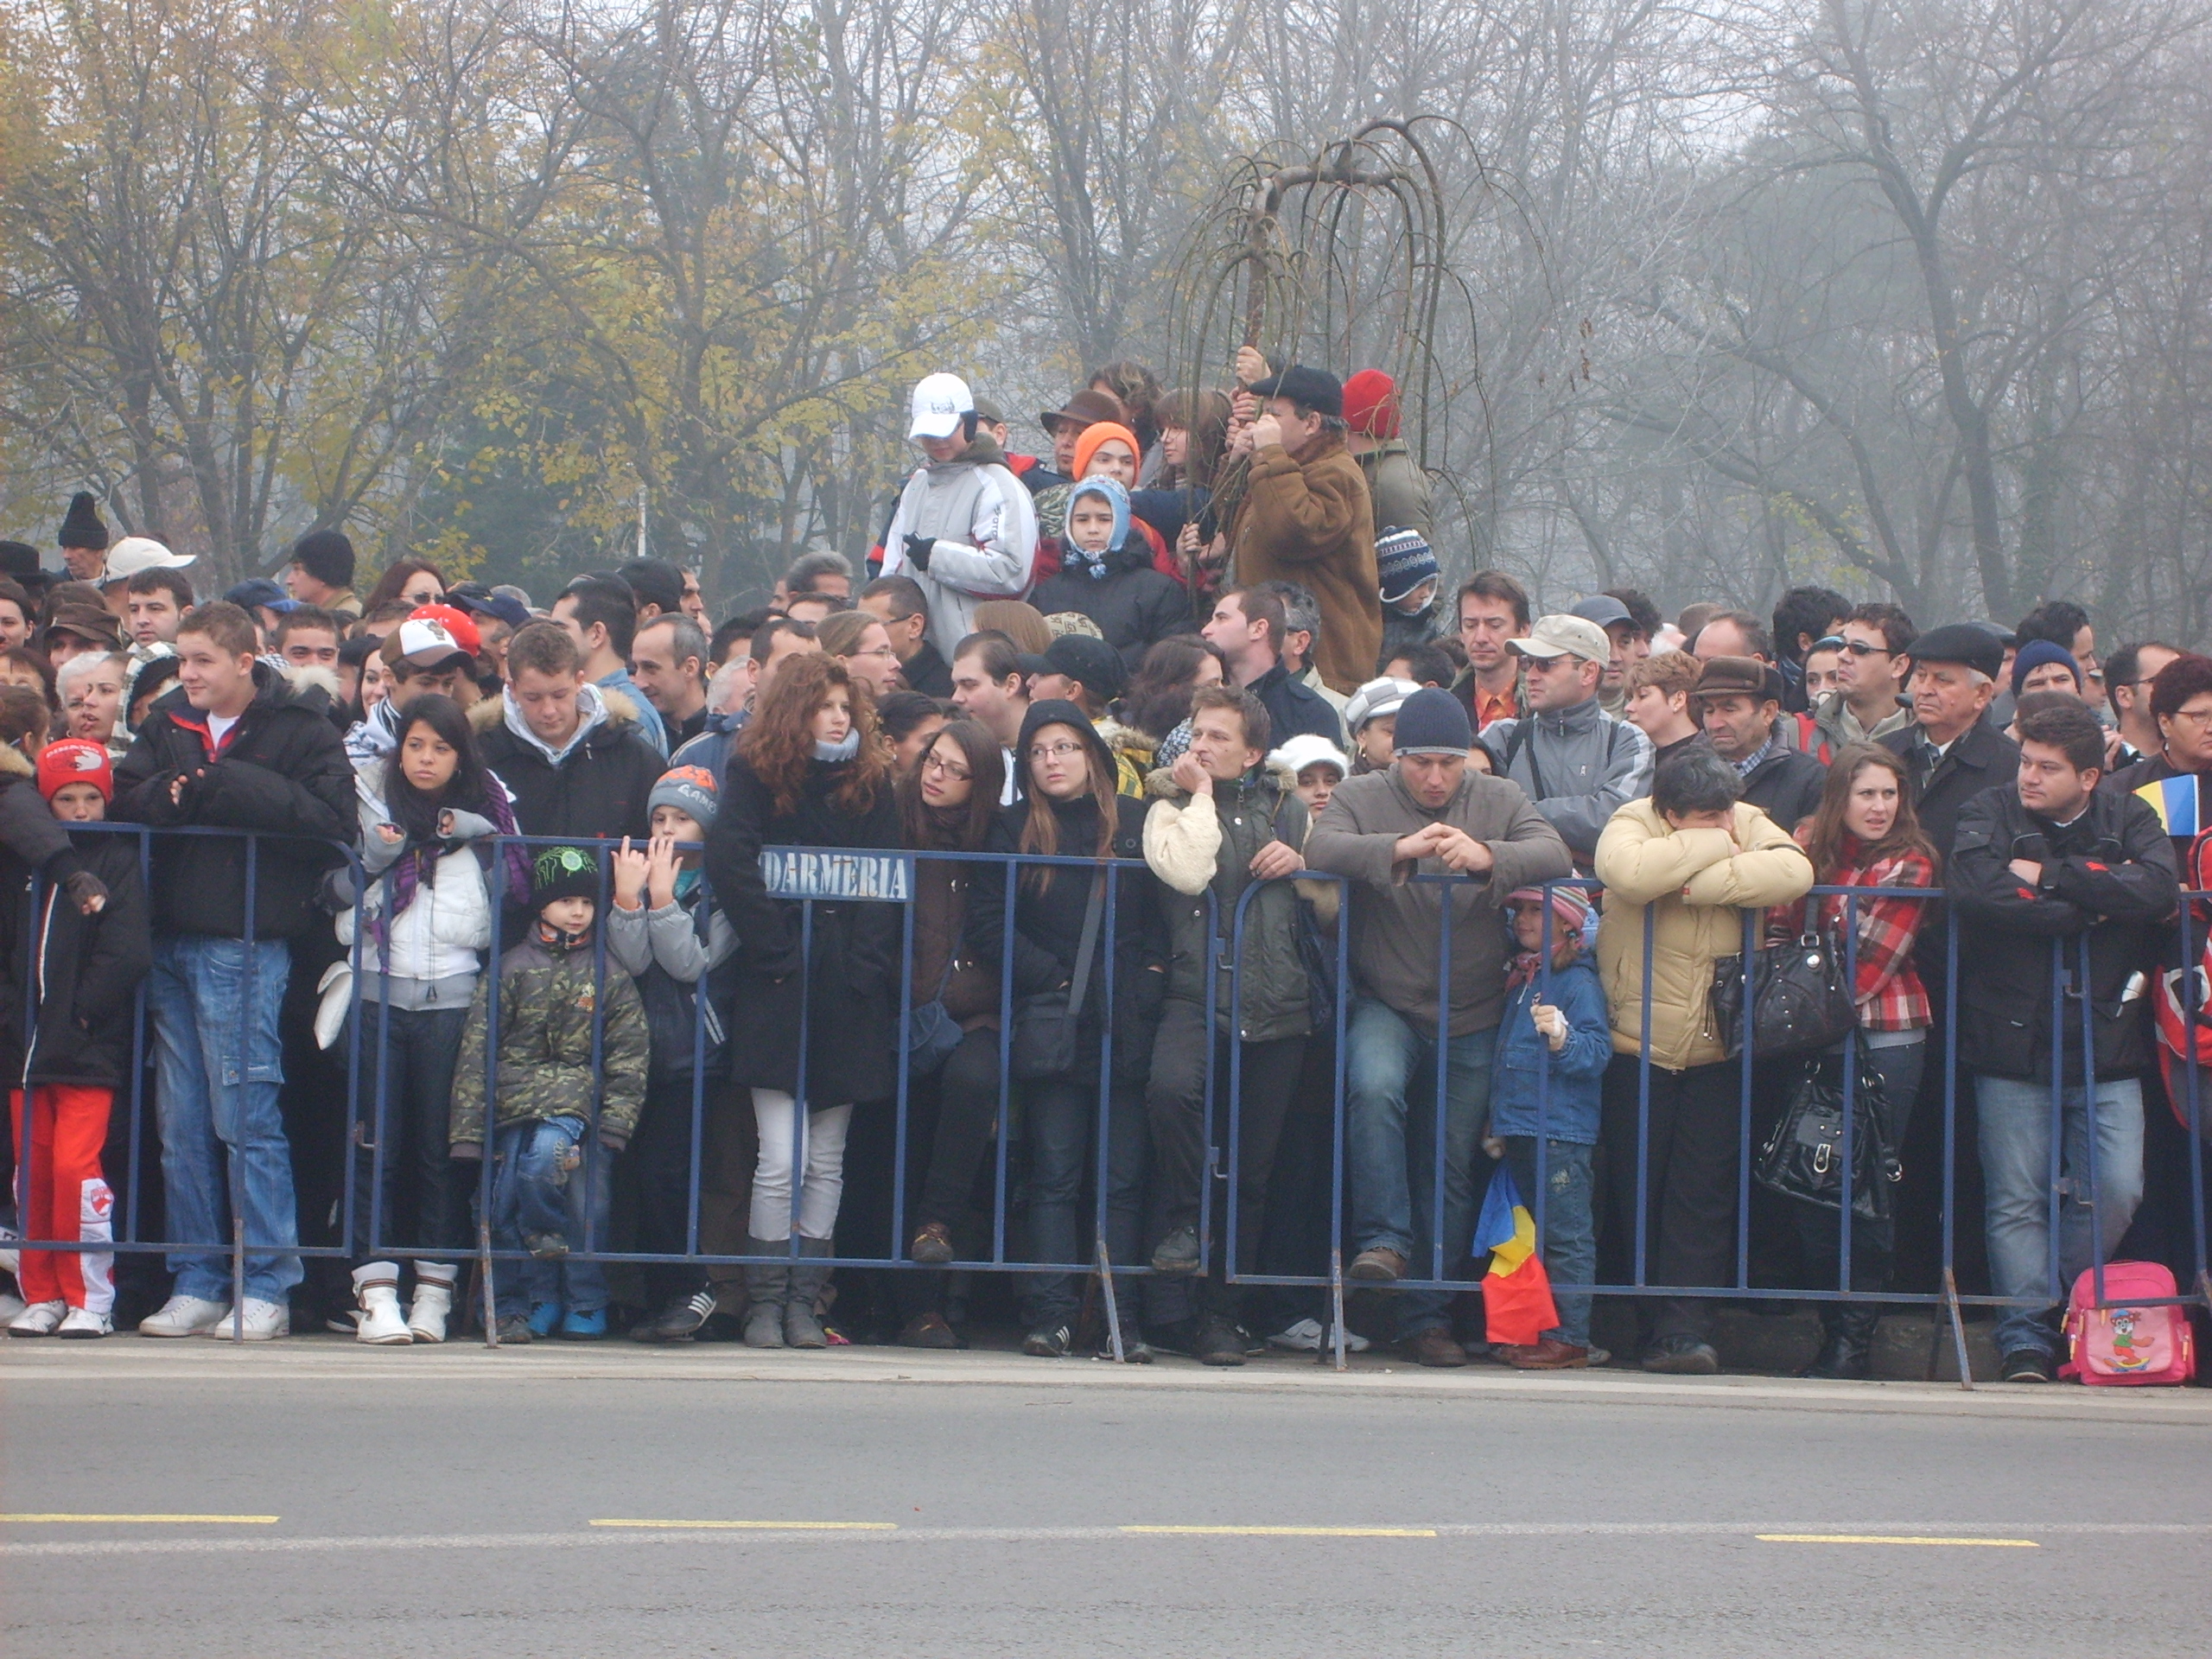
[705,653,903,1350]
[965,699,1168,1358]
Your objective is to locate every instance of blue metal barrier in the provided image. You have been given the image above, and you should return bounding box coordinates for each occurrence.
[9,825,2209,1376]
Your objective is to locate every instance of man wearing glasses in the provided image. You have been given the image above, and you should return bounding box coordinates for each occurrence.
[1815,602,1918,749]
[1478,613,1653,869]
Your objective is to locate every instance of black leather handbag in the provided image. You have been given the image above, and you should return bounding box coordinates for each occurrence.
[1710,929,1857,1059]
[1755,1046,1899,1222]
[1008,874,1105,1081]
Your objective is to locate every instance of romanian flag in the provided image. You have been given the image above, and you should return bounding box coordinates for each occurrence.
[2136,772,2202,838]
[1471,1166,1560,1346]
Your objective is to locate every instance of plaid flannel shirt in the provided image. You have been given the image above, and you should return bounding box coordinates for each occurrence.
[1777,837,1936,1033]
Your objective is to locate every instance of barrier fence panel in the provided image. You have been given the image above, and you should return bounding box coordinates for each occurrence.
[8,828,2208,1371]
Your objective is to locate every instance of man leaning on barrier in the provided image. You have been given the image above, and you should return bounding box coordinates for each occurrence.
[1141,684,1319,1367]
[1949,697,2177,1384]
[1306,686,1572,1367]
[111,600,356,1341]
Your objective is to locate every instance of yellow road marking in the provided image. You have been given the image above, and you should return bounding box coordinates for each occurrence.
[593,1530,902,1539]
[0,1514,279,1525]
[1122,1525,1436,1537]
[1758,1534,2039,1548]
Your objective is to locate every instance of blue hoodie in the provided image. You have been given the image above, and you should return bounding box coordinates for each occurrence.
[1488,952,1611,1144]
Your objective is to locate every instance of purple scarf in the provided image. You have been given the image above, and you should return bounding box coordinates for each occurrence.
[367,779,531,967]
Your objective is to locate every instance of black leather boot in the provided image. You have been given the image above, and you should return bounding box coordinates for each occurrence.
[1799,1303,1879,1379]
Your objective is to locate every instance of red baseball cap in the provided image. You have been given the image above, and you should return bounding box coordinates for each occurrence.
[409,602,481,657]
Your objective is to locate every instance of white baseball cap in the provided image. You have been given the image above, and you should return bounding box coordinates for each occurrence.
[101,535,195,583]
[380,616,473,671]
[908,372,974,442]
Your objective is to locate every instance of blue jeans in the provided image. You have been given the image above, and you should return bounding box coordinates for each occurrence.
[147,935,300,1304]
[481,1116,612,1316]
[1499,1137,1596,1348]
[1975,1074,2145,1360]
[1345,995,1496,1338]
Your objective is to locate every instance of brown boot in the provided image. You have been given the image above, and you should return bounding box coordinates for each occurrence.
[1498,1337,1592,1370]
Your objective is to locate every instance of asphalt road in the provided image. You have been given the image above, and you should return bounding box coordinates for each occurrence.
[3,1341,2209,1657]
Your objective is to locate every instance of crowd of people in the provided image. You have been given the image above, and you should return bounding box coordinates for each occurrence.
[1,358,2206,1389]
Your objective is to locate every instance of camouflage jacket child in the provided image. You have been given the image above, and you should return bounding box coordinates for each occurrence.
[449,931,650,1149]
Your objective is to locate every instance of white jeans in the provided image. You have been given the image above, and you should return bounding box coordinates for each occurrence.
[748,1090,854,1240]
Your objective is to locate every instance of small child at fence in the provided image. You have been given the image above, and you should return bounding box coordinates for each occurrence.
[608,766,737,1344]
[1482,884,1610,1370]
[3,741,151,1338]
[449,845,647,1344]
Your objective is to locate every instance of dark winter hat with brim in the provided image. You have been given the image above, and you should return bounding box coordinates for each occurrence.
[1392,687,1474,754]
[1909,623,2005,683]
[1039,388,1122,436]
[1693,655,1783,706]
[1246,365,1344,419]
[0,541,39,582]
[531,843,602,910]
[59,493,108,551]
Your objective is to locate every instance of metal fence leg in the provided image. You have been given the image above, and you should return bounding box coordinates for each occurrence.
[1328,1244,1347,1372]
[480,1217,499,1349]
[1942,1265,1974,1390]
[231,1218,245,1342]
[1096,1230,1124,1363]
[2199,1268,2212,1327]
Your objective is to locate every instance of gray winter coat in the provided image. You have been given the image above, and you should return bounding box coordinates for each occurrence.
[877,433,1040,656]
[1478,696,1654,863]
[1141,760,1318,1044]
[1306,766,1573,1038]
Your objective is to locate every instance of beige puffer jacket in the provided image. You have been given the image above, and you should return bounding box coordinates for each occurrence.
[1592,799,1815,1071]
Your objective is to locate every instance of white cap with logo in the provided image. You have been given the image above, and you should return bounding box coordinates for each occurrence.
[908,372,974,442]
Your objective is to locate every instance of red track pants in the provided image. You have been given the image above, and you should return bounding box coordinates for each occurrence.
[10,1086,114,1313]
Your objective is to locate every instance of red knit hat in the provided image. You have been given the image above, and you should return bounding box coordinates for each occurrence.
[1341,369,1401,440]
[37,738,112,803]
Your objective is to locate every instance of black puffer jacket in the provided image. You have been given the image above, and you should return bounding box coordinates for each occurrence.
[964,702,1169,1083]
[706,752,905,1106]
[111,664,355,938]
[1948,783,2177,1082]
[1031,543,1192,671]
[0,829,152,1089]
[473,684,661,843]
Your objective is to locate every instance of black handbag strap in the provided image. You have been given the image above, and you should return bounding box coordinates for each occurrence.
[1065,870,1107,1021]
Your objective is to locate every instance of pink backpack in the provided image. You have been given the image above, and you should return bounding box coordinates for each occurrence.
[2058,1262,2196,1386]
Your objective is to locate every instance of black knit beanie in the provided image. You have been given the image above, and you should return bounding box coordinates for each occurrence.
[58,493,108,552]
[291,529,355,590]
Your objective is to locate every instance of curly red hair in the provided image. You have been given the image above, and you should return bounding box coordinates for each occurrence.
[737,651,890,815]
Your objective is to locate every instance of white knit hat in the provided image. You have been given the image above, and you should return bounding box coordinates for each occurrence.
[1271,734,1350,779]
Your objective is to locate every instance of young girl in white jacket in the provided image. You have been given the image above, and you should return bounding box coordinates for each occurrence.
[334,694,529,1342]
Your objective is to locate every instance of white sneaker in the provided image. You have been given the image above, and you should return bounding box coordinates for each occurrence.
[56,1306,112,1339]
[1266,1316,1370,1353]
[8,1299,67,1337]
[139,1294,232,1338]
[206,1298,289,1341]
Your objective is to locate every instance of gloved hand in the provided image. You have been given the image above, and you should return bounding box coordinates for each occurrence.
[63,869,109,916]
[902,532,936,572]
